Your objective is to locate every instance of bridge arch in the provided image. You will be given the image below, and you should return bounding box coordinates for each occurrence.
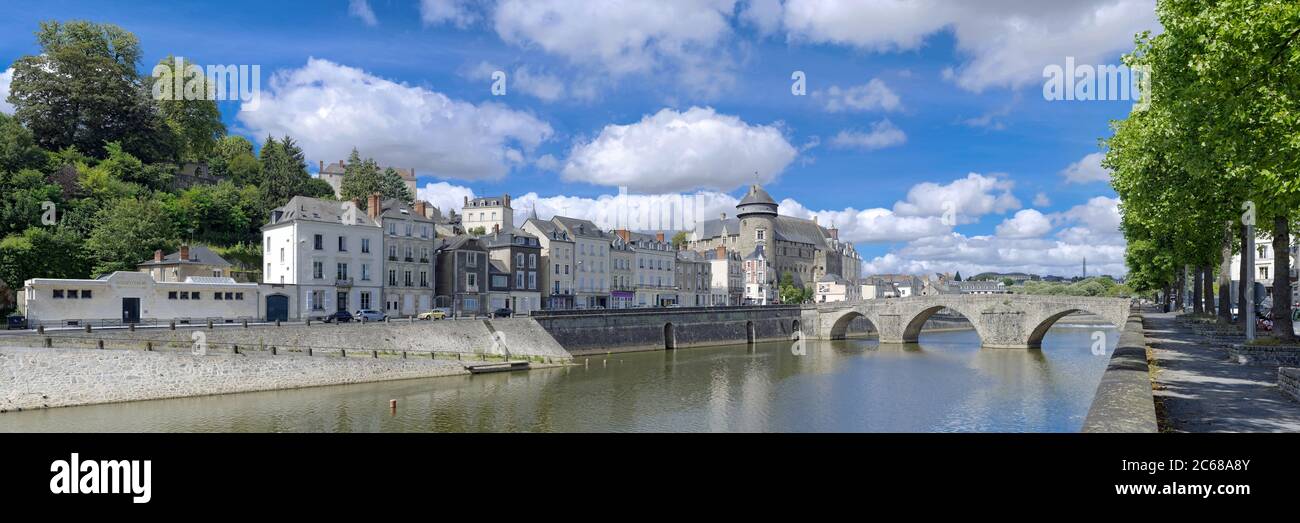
[1024,308,1122,348]
[900,305,978,343]
[828,311,877,340]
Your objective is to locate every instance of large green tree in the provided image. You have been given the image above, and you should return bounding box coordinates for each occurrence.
[259,135,311,210]
[0,226,92,293]
[151,55,226,162]
[7,21,177,163]
[338,148,383,208]
[85,198,177,275]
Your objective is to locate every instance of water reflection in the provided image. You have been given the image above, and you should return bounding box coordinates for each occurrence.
[0,326,1116,433]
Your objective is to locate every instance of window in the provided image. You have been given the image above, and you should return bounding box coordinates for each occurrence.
[529,254,537,268]
[516,271,525,288]
[180,292,189,300]
[388,270,397,286]
[466,253,477,267]
[280,248,284,262]
[405,223,412,236]
[467,273,478,287]
[389,245,398,259]
[404,270,412,287]
[235,292,243,300]
[224,292,233,300]
[337,263,349,280]
[212,269,222,277]
[360,292,371,309]
[1261,267,1270,280]
[313,261,324,279]
[362,238,370,253]
[529,272,536,290]
[389,223,397,235]
[82,290,92,299]
[192,292,201,300]
[756,229,765,241]
[517,253,525,267]
[215,292,224,300]
[67,290,79,299]
[361,264,371,281]
[420,271,428,287]
[338,236,347,252]
[314,234,323,250]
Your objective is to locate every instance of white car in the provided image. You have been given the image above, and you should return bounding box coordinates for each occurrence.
[354,309,387,322]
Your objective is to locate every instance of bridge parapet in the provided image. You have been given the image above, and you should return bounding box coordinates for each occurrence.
[810,295,1130,348]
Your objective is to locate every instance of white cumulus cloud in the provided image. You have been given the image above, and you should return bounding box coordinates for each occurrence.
[561,106,797,193]
[780,0,1159,92]
[996,209,1052,238]
[829,120,907,150]
[892,173,1021,224]
[237,58,553,181]
[420,0,480,27]
[0,68,13,115]
[1061,152,1112,184]
[348,0,378,26]
[816,78,902,112]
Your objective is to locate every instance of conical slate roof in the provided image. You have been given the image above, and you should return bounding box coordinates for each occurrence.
[737,184,776,206]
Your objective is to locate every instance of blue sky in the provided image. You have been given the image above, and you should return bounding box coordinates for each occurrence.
[0,0,1160,278]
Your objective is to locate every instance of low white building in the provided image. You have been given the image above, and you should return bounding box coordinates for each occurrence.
[18,271,280,327]
[815,274,859,303]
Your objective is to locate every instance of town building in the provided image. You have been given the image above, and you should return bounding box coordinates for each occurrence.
[481,228,543,315]
[947,281,1010,295]
[686,184,862,290]
[434,235,490,316]
[318,160,418,200]
[1228,233,1300,306]
[743,245,774,305]
[675,250,712,307]
[377,199,437,316]
[552,216,611,309]
[262,195,384,320]
[137,245,232,282]
[815,274,859,303]
[702,246,743,306]
[861,281,898,300]
[615,230,677,307]
[521,217,575,310]
[18,271,289,327]
[609,234,635,309]
[462,195,514,236]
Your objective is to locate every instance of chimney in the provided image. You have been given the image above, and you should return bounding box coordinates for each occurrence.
[656,232,665,243]
[154,249,164,262]
[504,194,511,208]
[414,201,427,217]
[615,229,630,242]
[493,224,500,233]
[829,227,839,240]
[716,245,726,260]
[318,160,323,173]
[179,245,190,262]
[368,193,381,219]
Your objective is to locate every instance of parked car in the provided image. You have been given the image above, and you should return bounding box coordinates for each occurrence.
[354,309,387,322]
[6,314,27,330]
[323,310,353,323]
[491,308,513,318]
[417,309,447,320]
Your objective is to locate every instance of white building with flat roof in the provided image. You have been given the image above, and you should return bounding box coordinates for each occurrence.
[19,271,272,327]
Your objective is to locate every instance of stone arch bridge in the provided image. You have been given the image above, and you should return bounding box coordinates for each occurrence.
[803,295,1131,348]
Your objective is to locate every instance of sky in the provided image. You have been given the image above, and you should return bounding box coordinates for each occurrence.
[0,0,1161,278]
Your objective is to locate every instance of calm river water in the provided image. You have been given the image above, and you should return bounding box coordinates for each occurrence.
[1,325,1117,432]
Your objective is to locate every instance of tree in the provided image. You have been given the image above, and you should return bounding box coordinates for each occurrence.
[467,226,486,236]
[779,271,807,304]
[0,169,63,239]
[302,177,336,199]
[338,149,383,208]
[0,113,46,174]
[953,271,962,282]
[0,227,91,294]
[164,181,263,246]
[259,135,311,210]
[379,167,415,205]
[7,21,177,163]
[208,136,260,186]
[85,198,177,275]
[152,55,225,162]
[671,231,688,250]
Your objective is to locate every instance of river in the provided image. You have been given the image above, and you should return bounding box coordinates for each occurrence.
[0,324,1118,432]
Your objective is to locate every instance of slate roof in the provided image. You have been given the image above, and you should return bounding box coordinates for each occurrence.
[138,245,231,268]
[552,216,610,239]
[738,184,777,206]
[480,228,539,248]
[265,196,380,228]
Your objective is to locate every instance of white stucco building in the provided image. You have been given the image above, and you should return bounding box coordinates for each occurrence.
[19,271,279,327]
[263,195,384,320]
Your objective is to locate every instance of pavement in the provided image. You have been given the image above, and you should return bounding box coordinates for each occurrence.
[1144,312,1300,432]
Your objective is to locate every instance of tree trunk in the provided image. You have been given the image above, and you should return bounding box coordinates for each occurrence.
[1192,267,1203,313]
[1239,222,1249,328]
[1273,216,1293,341]
[1219,222,1234,323]
[1203,266,1215,316]
[1175,267,1185,312]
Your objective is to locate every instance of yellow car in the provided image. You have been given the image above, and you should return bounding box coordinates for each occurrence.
[417,310,447,320]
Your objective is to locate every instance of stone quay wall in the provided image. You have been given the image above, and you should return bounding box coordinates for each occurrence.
[532,306,806,354]
[1082,314,1158,433]
[0,345,470,411]
[2,317,572,362]
[1227,344,1300,367]
[1280,367,1300,403]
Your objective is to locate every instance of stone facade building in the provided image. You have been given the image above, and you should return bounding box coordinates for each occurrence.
[616,230,676,307]
[138,245,232,282]
[675,250,712,307]
[481,229,543,315]
[552,216,611,309]
[462,195,514,236]
[609,235,635,309]
[378,199,437,316]
[434,235,490,316]
[703,246,743,306]
[686,184,861,290]
[521,217,575,310]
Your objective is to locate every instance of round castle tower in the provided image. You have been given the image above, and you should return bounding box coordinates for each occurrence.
[736,184,777,262]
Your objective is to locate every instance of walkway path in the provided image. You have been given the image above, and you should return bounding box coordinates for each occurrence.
[1144,312,1300,432]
